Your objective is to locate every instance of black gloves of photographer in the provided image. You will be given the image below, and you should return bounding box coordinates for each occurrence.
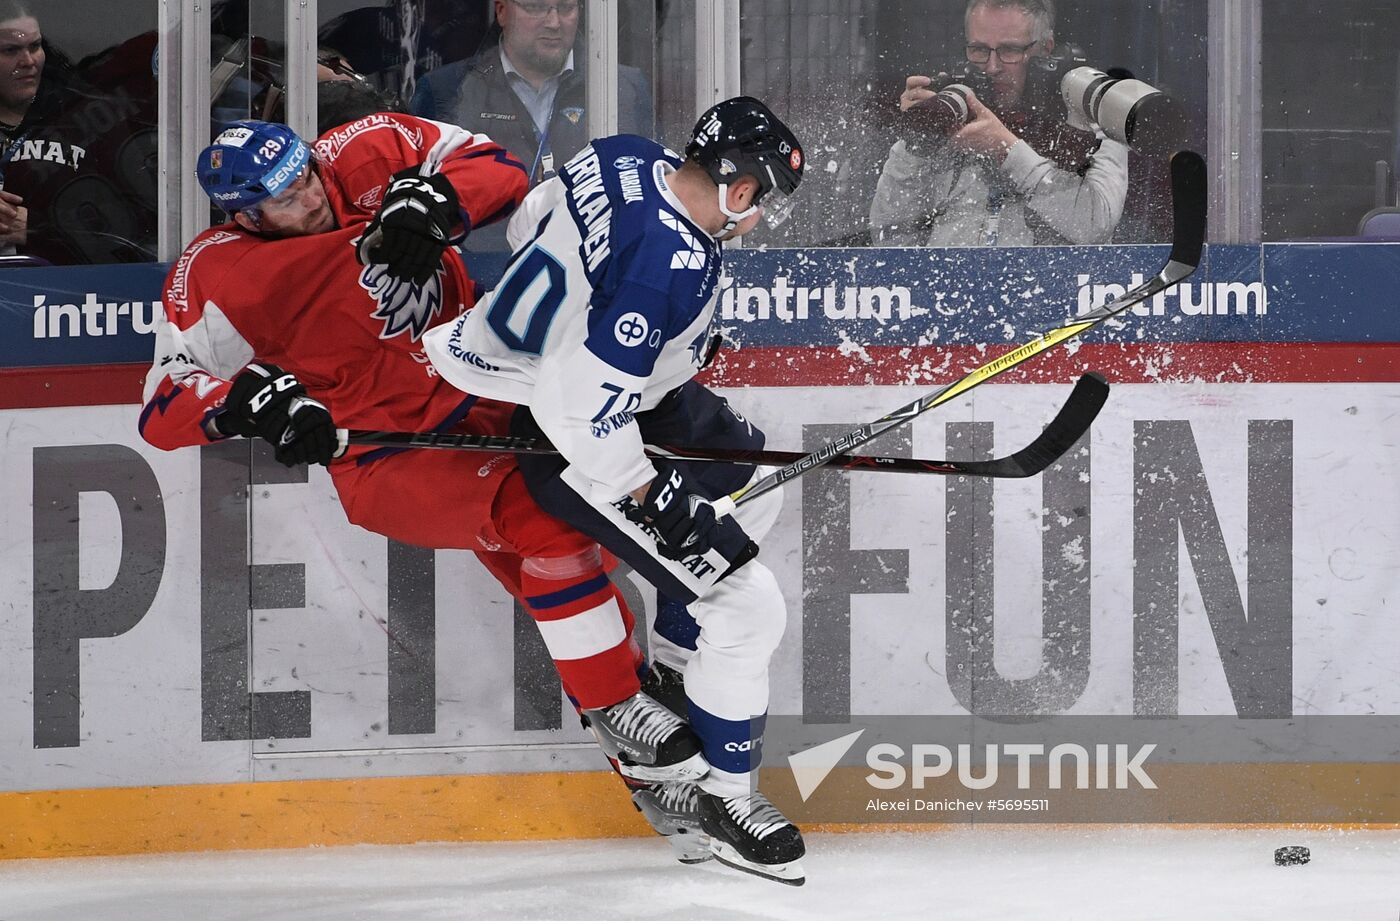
[355,167,462,286]
[216,362,338,467]
[624,463,758,574]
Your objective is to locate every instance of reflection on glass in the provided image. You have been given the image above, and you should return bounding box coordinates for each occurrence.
[1264,1,1400,240]
[0,0,159,264]
[622,0,697,151]
[210,35,286,130]
[318,0,491,110]
[619,0,670,144]
[739,0,1206,249]
[211,0,409,141]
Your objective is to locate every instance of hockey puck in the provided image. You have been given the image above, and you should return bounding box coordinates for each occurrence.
[1274,845,1310,866]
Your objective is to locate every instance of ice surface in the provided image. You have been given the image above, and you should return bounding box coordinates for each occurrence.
[2,827,1397,921]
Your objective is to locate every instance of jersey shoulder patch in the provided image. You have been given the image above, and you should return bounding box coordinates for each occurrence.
[626,202,718,304]
[656,208,708,271]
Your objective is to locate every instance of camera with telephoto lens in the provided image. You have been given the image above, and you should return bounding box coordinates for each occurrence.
[896,66,993,154]
[1059,66,1185,154]
[896,48,1185,162]
[907,83,973,137]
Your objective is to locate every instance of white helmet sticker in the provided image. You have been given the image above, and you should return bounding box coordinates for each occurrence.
[215,126,255,148]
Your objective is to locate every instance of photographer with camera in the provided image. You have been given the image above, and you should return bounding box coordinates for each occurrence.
[869,0,1128,247]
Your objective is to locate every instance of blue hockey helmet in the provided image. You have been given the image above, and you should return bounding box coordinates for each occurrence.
[196,120,312,213]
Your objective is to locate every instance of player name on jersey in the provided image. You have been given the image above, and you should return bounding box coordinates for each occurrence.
[564,146,613,272]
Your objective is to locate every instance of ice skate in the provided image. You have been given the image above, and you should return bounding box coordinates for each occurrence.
[698,790,806,886]
[582,691,708,783]
[631,781,712,864]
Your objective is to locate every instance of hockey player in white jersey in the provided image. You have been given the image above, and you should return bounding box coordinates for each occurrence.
[423,96,807,884]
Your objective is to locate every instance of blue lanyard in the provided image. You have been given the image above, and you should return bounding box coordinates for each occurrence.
[0,127,31,186]
[528,121,552,184]
[983,185,1007,246]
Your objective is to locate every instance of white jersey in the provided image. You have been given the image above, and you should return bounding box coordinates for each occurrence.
[423,135,723,502]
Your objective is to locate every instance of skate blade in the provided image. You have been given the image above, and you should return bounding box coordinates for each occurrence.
[617,752,709,783]
[675,847,714,865]
[709,840,806,886]
[670,833,713,865]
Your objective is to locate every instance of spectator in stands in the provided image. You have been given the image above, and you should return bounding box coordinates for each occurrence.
[0,3,159,264]
[0,1,46,256]
[411,0,652,189]
[869,0,1128,246]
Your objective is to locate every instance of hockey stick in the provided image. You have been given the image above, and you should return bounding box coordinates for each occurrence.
[334,370,1106,479]
[708,148,1208,517]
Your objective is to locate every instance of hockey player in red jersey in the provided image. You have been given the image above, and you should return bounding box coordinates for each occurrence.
[138,114,706,785]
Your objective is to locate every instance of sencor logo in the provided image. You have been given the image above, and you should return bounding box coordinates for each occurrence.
[264,142,309,195]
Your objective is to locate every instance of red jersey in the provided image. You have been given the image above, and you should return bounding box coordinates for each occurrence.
[138,113,528,453]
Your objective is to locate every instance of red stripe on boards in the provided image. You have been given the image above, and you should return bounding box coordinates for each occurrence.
[2,344,1398,413]
[0,363,148,409]
[703,342,1400,387]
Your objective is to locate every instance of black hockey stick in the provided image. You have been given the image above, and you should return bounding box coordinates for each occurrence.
[334,370,1106,478]
[709,149,1207,517]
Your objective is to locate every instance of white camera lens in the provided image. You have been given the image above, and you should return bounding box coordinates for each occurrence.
[1060,65,1178,150]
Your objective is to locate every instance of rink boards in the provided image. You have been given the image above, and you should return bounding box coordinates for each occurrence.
[1,243,1399,856]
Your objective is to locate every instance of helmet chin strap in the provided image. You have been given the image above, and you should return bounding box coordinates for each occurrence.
[715,183,758,237]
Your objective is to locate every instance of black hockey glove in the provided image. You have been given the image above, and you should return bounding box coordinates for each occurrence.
[355,167,462,286]
[217,362,338,467]
[623,462,759,568]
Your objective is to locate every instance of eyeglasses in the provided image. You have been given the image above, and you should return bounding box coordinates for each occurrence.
[508,0,581,19]
[965,40,1039,64]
